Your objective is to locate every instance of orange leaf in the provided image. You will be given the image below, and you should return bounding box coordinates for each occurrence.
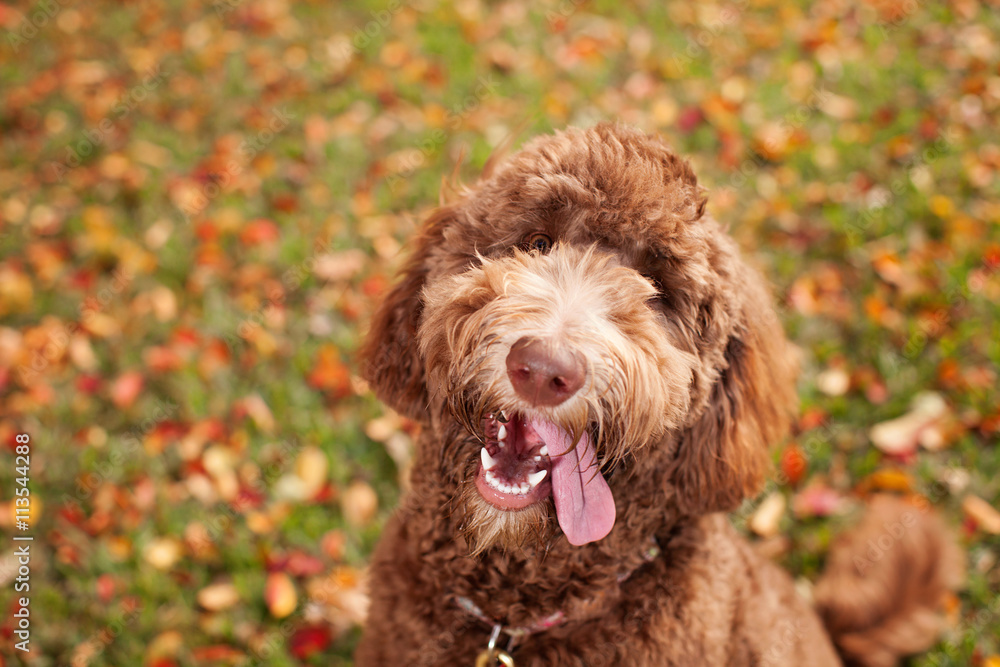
[240,218,280,246]
[780,444,807,486]
[307,345,351,396]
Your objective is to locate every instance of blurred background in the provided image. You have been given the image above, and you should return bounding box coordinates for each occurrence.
[0,0,998,664]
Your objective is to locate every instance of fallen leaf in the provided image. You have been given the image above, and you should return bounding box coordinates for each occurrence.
[780,443,807,486]
[749,493,785,537]
[962,495,1000,534]
[792,485,843,519]
[290,624,333,660]
[864,468,914,493]
[239,218,280,246]
[241,393,275,433]
[313,249,366,281]
[265,572,297,618]
[816,367,850,396]
[295,446,329,496]
[870,392,949,456]
[197,582,240,611]
[307,344,351,396]
[144,537,182,570]
[110,370,144,409]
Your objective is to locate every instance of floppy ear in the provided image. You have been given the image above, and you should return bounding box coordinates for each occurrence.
[669,264,798,515]
[359,207,454,422]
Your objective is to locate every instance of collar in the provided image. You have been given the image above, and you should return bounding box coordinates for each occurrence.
[454,536,661,645]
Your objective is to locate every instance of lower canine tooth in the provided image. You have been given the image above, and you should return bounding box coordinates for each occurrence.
[527,470,547,486]
[497,424,507,441]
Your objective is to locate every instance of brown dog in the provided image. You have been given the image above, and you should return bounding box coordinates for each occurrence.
[356,123,958,666]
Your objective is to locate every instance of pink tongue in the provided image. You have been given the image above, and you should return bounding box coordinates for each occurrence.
[529,418,615,545]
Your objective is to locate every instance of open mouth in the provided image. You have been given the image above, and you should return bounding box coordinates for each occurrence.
[473,410,617,546]
[474,411,553,510]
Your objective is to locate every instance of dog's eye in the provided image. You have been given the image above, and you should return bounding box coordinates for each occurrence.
[524,233,552,253]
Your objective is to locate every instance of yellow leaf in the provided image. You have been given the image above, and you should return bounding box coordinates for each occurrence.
[197,582,240,611]
[144,537,183,570]
[342,480,379,528]
[929,195,955,219]
[963,495,1000,534]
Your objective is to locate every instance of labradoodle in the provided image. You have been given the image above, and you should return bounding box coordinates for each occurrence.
[356,123,959,666]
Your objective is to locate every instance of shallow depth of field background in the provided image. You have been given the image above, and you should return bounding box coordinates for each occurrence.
[0,0,998,664]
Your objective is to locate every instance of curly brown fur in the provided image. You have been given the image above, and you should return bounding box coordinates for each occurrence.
[356,123,958,666]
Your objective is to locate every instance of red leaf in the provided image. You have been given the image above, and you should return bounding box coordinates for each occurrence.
[172,326,201,347]
[109,371,144,408]
[677,106,703,133]
[797,407,828,431]
[96,574,116,602]
[290,624,332,660]
[76,374,102,394]
[240,218,280,246]
[285,550,326,577]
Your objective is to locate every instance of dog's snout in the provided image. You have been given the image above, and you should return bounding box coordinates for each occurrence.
[505,338,584,407]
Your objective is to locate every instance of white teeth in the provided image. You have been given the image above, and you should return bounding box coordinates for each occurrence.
[540,445,549,456]
[533,455,541,462]
[481,447,497,470]
[499,410,508,422]
[497,424,507,441]
[482,461,549,496]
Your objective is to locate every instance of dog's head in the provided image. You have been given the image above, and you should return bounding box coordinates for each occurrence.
[361,123,797,553]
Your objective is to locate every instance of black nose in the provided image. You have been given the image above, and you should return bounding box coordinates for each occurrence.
[505,338,584,407]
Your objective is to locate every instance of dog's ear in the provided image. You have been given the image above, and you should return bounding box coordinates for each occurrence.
[669,266,798,515]
[359,206,455,422]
